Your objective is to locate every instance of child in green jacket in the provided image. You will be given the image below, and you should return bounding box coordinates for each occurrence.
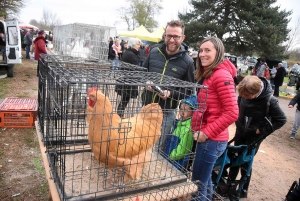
[164,95,198,170]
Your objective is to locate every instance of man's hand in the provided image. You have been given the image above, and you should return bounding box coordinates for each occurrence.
[158,90,170,100]
[145,81,170,99]
[145,81,154,92]
[288,105,294,108]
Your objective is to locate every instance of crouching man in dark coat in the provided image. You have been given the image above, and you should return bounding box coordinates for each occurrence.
[229,75,287,198]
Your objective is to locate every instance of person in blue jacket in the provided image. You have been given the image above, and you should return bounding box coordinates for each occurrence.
[164,94,198,170]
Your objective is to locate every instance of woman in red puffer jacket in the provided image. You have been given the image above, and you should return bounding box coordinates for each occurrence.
[191,37,239,200]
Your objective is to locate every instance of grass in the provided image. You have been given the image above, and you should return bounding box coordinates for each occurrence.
[279,91,288,96]
[288,142,295,148]
[24,129,38,147]
[34,157,45,174]
[25,137,37,147]
[39,181,49,196]
[0,150,4,156]
[0,78,9,98]
[17,94,28,98]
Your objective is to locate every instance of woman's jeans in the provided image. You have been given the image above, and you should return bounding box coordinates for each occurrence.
[113,58,120,70]
[192,140,227,200]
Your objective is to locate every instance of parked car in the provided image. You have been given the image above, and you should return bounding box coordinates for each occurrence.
[237,60,248,74]
[227,55,237,68]
[225,53,241,84]
[287,64,300,89]
[245,58,257,71]
[0,18,22,77]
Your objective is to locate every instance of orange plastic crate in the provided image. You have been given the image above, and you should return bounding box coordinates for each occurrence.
[0,98,38,128]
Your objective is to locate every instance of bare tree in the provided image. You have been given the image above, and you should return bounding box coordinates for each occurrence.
[118,0,163,31]
[119,6,133,30]
[29,19,39,27]
[39,9,62,30]
[285,17,300,52]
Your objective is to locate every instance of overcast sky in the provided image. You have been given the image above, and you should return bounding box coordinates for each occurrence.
[19,0,300,31]
[19,0,189,30]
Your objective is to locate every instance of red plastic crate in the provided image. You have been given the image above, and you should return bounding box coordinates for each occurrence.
[0,98,38,128]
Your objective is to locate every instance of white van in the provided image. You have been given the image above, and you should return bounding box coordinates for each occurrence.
[0,18,22,77]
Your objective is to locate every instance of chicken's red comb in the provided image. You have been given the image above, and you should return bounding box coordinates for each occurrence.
[88,87,98,95]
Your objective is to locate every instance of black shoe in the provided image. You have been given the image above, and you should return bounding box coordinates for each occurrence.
[240,189,248,198]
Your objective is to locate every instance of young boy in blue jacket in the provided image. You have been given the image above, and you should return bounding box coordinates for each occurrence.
[164,95,198,170]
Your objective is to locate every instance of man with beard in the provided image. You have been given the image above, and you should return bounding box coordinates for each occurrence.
[142,20,195,152]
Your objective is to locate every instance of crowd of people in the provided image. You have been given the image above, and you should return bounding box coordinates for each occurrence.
[20,28,51,76]
[108,36,151,67]
[20,28,53,59]
[105,19,299,200]
[17,18,296,200]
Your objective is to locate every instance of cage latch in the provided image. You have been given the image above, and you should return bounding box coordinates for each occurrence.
[117,121,132,145]
[54,107,60,129]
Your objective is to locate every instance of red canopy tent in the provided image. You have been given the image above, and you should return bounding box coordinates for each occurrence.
[19,23,39,30]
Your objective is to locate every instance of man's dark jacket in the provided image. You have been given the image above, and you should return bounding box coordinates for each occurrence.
[142,43,195,110]
[274,67,286,86]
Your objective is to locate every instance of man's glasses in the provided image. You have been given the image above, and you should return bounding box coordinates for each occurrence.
[165,34,183,41]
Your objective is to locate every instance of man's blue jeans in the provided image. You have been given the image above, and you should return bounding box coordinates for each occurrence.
[192,140,227,200]
[26,45,31,59]
[139,61,144,67]
[157,109,176,152]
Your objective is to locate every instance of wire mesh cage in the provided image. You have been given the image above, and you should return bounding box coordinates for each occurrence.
[53,23,116,60]
[36,55,224,200]
[37,54,146,140]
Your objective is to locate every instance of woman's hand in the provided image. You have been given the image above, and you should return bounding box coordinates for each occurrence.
[288,105,294,108]
[193,131,208,142]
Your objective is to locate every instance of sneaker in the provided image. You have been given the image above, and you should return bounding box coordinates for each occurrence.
[290,136,295,139]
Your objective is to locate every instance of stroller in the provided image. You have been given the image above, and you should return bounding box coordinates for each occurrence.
[212,116,273,201]
[284,178,300,201]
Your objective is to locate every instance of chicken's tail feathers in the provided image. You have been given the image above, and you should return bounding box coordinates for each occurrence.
[140,103,163,114]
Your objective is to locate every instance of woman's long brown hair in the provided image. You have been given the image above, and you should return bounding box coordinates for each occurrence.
[195,37,225,82]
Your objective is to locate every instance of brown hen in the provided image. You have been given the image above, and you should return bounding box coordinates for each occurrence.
[86,87,163,180]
